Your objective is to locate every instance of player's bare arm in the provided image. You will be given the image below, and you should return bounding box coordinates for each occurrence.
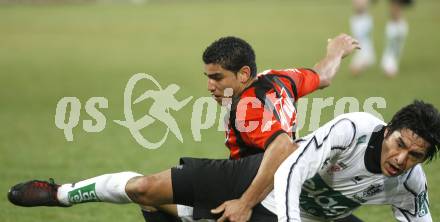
[211,133,298,222]
[314,33,360,88]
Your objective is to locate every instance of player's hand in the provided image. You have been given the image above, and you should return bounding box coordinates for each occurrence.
[211,199,252,222]
[327,33,361,59]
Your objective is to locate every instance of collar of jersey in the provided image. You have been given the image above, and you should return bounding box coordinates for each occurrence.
[231,79,259,111]
[364,125,386,174]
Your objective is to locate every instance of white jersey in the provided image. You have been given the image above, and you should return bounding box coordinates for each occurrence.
[262,112,431,222]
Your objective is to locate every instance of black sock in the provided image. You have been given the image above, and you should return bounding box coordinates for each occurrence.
[334,214,364,222]
[141,209,182,222]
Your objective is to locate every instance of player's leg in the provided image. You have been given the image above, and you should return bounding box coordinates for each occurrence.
[143,155,243,222]
[8,170,174,207]
[168,154,276,221]
[125,170,173,205]
[350,0,375,75]
[8,155,273,221]
[381,0,411,77]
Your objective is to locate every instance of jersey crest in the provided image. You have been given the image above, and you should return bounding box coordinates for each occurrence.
[417,191,429,217]
[300,174,361,219]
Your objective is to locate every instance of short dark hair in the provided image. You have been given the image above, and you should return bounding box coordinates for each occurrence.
[203,36,257,78]
[387,100,440,162]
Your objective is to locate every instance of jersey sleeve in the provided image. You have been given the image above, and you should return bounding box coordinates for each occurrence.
[291,68,320,98]
[260,68,320,98]
[282,68,320,98]
[391,165,432,222]
[273,117,357,222]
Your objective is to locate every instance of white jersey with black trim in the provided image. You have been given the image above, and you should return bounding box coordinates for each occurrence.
[261,112,431,222]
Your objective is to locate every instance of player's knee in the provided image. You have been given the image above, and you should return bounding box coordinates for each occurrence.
[126,175,163,205]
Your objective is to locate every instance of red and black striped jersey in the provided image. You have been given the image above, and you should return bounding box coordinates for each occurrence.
[226,68,320,159]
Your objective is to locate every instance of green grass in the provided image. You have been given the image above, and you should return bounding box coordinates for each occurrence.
[1,0,439,221]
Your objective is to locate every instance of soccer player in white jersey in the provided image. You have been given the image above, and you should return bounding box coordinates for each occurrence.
[270,100,437,221]
[8,100,440,222]
[350,0,413,77]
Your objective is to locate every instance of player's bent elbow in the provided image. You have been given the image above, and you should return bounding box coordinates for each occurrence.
[287,142,298,153]
[277,134,298,155]
[318,78,331,89]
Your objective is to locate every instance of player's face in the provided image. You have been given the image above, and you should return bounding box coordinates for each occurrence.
[204,63,243,105]
[381,128,430,177]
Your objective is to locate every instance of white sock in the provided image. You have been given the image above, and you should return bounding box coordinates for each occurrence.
[383,19,408,59]
[57,172,142,206]
[350,13,375,67]
[381,19,408,75]
[351,13,373,43]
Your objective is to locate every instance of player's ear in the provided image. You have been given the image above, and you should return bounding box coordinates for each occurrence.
[384,127,389,138]
[238,66,251,83]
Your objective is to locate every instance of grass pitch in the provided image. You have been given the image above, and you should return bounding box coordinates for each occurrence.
[1,0,440,221]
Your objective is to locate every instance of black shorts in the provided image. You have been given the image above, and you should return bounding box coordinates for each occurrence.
[171,153,277,222]
[391,0,413,6]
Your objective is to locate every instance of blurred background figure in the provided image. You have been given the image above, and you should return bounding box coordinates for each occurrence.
[350,0,413,77]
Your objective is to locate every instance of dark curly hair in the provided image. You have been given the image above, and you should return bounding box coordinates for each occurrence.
[387,100,440,162]
[203,36,257,78]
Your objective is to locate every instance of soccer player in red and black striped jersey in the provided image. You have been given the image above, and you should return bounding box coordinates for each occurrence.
[142,34,361,222]
[195,34,361,221]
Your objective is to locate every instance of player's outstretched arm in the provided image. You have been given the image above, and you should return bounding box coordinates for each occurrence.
[314,33,360,88]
